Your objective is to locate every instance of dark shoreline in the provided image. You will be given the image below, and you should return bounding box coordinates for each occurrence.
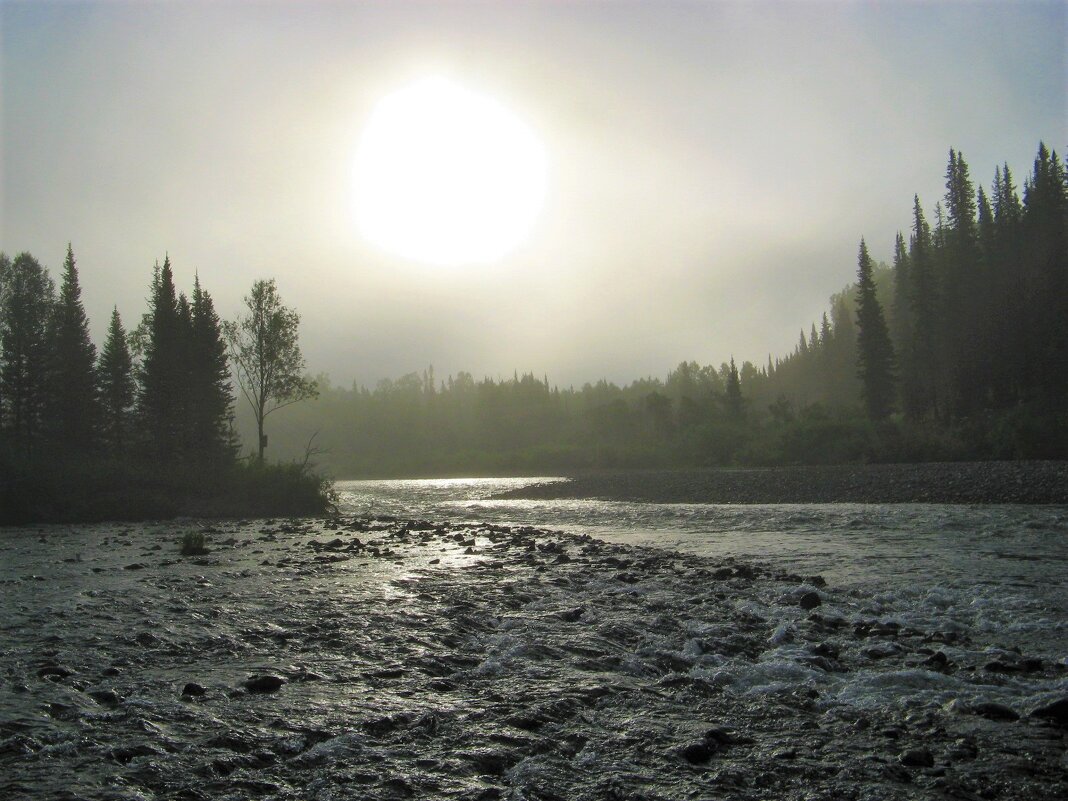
[493,461,1068,505]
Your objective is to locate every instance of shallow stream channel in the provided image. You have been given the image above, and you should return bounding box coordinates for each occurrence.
[2,477,1066,800]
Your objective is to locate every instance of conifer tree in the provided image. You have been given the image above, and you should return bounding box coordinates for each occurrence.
[0,253,55,453]
[98,307,135,454]
[890,232,912,353]
[907,197,938,419]
[189,276,235,466]
[45,244,98,452]
[1022,143,1067,402]
[0,252,9,440]
[854,239,896,420]
[137,256,184,462]
[993,164,1022,227]
[724,356,743,419]
[940,150,982,413]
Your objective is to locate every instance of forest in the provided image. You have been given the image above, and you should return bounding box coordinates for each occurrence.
[3,143,1065,507]
[242,143,1067,477]
[0,254,329,523]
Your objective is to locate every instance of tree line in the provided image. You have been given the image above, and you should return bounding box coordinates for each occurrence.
[248,142,1066,475]
[0,251,326,522]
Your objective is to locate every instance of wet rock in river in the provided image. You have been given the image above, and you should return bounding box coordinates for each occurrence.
[679,739,718,763]
[37,664,74,680]
[799,591,822,610]
[923,650,952,671]
[970,701,1020,722]
[244,674,285,693]
[557,607,584,622]
[812,641,839,659]
[87,688,121,706]
[899,747,935,768]
[182,682,207,697]
[1031,697,1068,726]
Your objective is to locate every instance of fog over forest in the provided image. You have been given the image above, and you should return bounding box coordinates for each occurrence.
[2,2,1064,387]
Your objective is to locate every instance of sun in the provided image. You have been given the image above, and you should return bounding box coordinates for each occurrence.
[353,77,547,266]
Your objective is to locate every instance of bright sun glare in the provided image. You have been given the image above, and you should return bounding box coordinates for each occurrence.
[353,77,547,266]
[354,77,551,267]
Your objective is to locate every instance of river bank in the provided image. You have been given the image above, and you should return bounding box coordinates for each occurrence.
[2,514,1065,800]
[493,461,1068,505]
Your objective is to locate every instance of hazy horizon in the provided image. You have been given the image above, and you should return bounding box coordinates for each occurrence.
[3,1,1064,388]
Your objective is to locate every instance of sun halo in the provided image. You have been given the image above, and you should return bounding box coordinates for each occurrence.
[353,77,547,266]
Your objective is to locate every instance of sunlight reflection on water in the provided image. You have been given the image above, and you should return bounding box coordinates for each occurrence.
[334,477,1068,636]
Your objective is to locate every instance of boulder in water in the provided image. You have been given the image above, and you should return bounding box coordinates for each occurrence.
[899,747,934,768]
[1031,697,1068,727]
[244,674,285,693]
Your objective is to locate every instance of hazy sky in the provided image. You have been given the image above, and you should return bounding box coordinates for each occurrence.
[2,1,1064,388]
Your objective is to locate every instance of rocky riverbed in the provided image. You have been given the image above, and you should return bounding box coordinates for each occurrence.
[2,516,1066,800]
[494,461,1068,505]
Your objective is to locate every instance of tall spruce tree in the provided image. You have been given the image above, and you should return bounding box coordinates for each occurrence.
[189,276,235,466]
[907,197,938,419]
[0,252,9,442]
[98,307,135,454]
[0,253,55,454]
[45,244,98,452]
[1021,142,1067,402]
[137,256,184,462]
[854,239,896,421]
[942,150,981,413]
[724,356,743,419]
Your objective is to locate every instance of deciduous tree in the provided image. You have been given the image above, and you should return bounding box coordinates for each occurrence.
[224,279,317,462]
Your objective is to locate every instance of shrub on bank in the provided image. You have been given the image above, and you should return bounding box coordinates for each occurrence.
[0,452,335,525]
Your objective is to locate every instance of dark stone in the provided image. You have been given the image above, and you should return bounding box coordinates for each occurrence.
[799,591,822,610]
[813,642,840,659]
[971,702,1020,722]
[1031,697,1068,726]
[182,682,207,696]
[924,651,950,670]
[558,607,584,622]
[900,748,934,768]
[244,675,285,693]
[37,665,74,680]
[983,659,1020,673]
[87,689,121,706]
[704,727,746,745]
[680,740,717,763]
[110,743,162,763]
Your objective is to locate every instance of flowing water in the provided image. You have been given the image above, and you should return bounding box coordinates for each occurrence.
[1,477,1065,800]
[337,477,1068,661]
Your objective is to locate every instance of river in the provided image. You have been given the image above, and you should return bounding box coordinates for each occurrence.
[2,477,1065,800]
[336,476,1068,662]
